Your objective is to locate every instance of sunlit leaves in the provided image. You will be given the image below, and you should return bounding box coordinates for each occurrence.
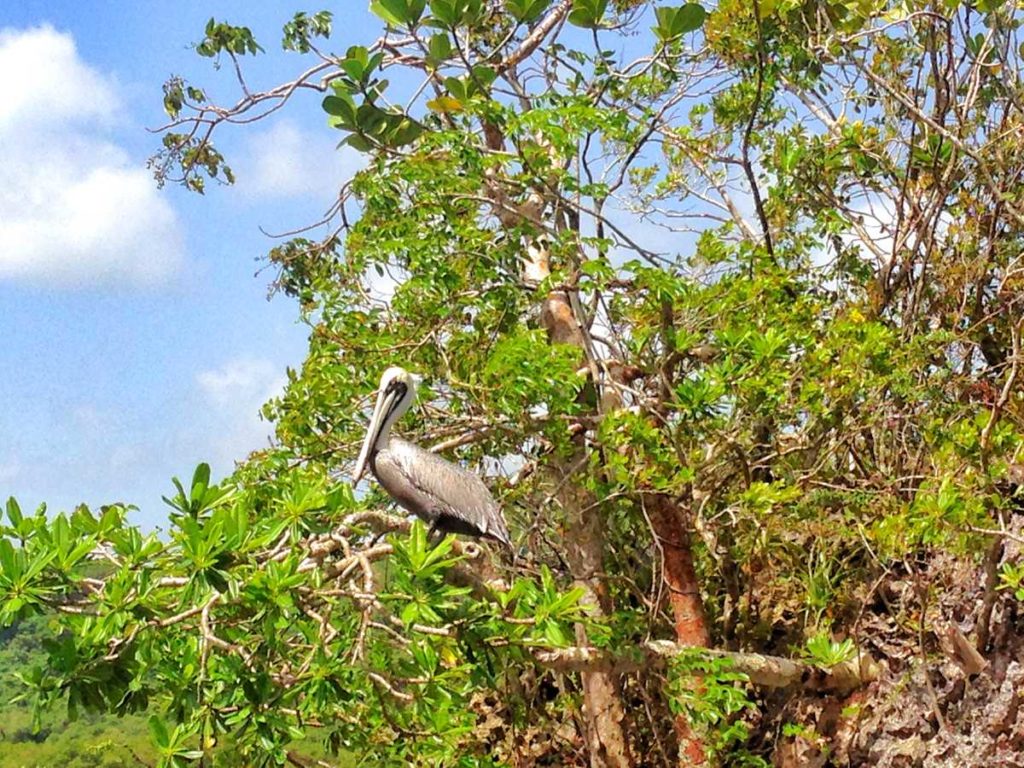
[370,0,427,27]
[668,650,757,759]
[482,328,584,418]
[508,0,553,22]
[429,0,485,27]
[999,561,1024,601]
[195,18,263,58]
[323,86,424,151]
[802,632,856,667]
[426,95,465,113]
[339,45,385,86]
[653,3,706,42]
[162,463,235,520]
[281,10,332,52]
[149,715,204,767]
[568,0,609,28]
[322,90,358,127]
[425,31,453,69]
[0,538,56,625]
[319,44,427,150]
[6,497,23,532]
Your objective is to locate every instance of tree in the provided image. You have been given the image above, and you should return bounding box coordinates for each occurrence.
[4,1,1024,766]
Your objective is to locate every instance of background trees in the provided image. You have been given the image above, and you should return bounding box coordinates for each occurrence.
[3,1,1024,765]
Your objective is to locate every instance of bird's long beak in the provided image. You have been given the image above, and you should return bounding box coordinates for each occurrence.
[352,385,399,485]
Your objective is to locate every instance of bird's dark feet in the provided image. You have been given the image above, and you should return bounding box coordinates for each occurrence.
[426,522,457,550]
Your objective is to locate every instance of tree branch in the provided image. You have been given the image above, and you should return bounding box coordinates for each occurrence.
[536,641,881,695]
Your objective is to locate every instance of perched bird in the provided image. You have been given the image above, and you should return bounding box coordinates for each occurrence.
[352,367,513,549]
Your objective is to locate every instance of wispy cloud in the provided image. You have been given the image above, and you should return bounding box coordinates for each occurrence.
[195,357,288,469]
[0,459,20,484]
[235,119,362,203]
[0,26,185,287]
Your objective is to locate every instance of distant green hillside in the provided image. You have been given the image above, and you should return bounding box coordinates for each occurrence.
[0,616,348,767]
[0,615,156,768]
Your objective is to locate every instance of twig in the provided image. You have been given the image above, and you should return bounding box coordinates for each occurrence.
[741,0,774,262]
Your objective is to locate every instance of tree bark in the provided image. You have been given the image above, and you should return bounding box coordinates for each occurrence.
[648,299,712,763]
[646,493,710,764]
[531,240,635,768]
[535,642,882,695]
[646,494,709,647]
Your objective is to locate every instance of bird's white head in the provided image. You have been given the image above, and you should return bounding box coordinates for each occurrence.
[352,367,418,485]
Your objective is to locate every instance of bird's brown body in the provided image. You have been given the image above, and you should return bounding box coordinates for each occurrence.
[353,368,512,549]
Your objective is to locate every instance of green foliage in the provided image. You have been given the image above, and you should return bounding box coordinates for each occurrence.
[322,45,424,151]
[370,0,427,28]
[568,0,609,28]
[507,0,552,23]
[195,19,263,58]
[281,10,332,52]
[999,561,1024,601]
[0,615,157,768]
[26,0,1024,763]
[668,651,767,765]
[153,132,233,193]
[801,632,856,668]
[653,3,706,42]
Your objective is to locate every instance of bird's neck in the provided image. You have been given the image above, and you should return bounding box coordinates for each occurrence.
[372,420,394,453]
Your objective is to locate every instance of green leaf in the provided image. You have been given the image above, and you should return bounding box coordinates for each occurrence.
[407,519,427,568]
[674,3,705,34]
[430,0,458,25]
[6,497,23,528]
[543,620,568,646]
[388,117,425,146]
[0,538,17,578]
[401,601,420,625]
[149,715,170,749]
[470,64,497,89]
[654,4,705,41]
[23,549,56,581]
[191,463,211,501]
[370,0,423,27]
[508,0,552,22]
[370,0,407,26]
[654,5,676,36]
[568,0,608,28]
[426,32,452,66]
[547,586,586,617]
[323,94,357,126]
[345,133,375,152]
[341,57,366,82]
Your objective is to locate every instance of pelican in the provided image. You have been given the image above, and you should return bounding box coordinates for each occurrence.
[352,367,513,549]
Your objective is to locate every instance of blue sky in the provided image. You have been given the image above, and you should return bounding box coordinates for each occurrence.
[0,3,378,528]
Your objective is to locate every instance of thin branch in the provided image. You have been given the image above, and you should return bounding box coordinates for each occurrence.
[741,0,774,261]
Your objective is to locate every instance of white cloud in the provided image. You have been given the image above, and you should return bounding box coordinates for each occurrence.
[236,119,363,202]
[842,193,952,269]
[196,357,288,468]
[0,26,185,287]
[0,459,21,484]
[365,263,406,305]
[0,27,117,129]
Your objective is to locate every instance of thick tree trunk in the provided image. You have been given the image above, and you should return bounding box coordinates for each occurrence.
[531,242,634,768]
[646,493,710,764]
[647,494,709,647]
[553,466,633,768]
